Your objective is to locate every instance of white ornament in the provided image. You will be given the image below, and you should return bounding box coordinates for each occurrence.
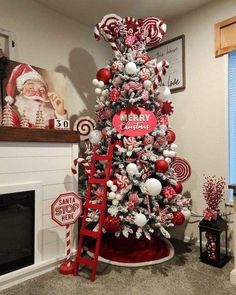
[181,208,191,221]
[92,78,99,86]
[95,88,102,95]
[126,163,139,176]
[125,62,137,75]
[102,90,108,96]
[98,81,104,88]
[112,199,119,206]
[89,130,102,144]
[170,143,178,151]
[108,192,116,200]
[143,80,152,89]
[111,185,118,192]
[145,178,162,196]
[115,193,122,200]
[134,213,147,227]
[165,157,172,163]
[158,86,171,101]
[106,180,113,187]
[163,150,176,158]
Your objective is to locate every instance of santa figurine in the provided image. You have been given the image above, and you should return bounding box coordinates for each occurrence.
[4,63,68,128]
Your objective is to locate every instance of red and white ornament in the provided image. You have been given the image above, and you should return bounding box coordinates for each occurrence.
[117,175,129,190]
[166,129,176,144]
[103,215,121,233]
[172,211,185,225]
[169,157,191,182]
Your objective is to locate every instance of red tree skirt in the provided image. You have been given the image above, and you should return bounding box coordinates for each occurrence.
[87,234,174,267]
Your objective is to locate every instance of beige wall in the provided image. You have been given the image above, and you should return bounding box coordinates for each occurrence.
[166,0,235,243]
[0,0,111,118]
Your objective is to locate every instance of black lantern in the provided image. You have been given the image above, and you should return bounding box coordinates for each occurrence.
[198,215,231,267]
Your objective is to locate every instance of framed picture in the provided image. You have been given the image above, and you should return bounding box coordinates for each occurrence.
[147,35,185,93]
[0,61,70,129]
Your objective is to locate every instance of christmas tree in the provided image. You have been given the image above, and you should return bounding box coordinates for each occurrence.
[35,105,45,129]
[20,110,30,128]
[2,102,14,127]
[80,15,191,256]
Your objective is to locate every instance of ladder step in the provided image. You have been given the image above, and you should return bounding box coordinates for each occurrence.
[89,178,107,184]
[80,228,100,238]
[93,154,112,161]
[78,256,96,267]
[85,203,104,210]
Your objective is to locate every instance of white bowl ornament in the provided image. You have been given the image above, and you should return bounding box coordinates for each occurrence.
[158,86,171,101]
[145,178,162,196]
[134,213,147,227]
[89,130,102,144]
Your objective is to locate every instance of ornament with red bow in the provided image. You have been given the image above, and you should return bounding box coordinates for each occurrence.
[103,215,121,233]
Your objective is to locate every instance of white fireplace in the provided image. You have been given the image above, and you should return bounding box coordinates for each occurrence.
[0,141,78,290]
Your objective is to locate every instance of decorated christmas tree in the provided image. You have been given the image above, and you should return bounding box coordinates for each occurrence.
[76,14,192,264]
[20,110,30,128]
[35,105,45,129]
[2,102,14,127]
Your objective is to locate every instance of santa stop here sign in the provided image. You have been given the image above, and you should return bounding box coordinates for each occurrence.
[51,192,82,226]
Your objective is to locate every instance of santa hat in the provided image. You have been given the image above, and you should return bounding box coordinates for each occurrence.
[5,63,47,105]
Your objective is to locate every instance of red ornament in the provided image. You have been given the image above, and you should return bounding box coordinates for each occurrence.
[109,89,121,102]
[172,211,185,225]
[166,129,176,144]
[172,182,183,194]
[96,68,112,84]
[113,139,123,148]
[162,101,174,116]
[155,159,169,173]
[142,54,151,63]
[103,215,121,233]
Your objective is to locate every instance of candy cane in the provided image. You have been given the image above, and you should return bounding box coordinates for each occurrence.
[153,60,169,90]
[66,224,71,266]
[71,158,91,176]
[146,194,151,214]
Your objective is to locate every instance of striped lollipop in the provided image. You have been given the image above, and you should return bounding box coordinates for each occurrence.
[117,175,129,190]
[142,17,167,47]
[169,157,191,182]
[73,116,96,141]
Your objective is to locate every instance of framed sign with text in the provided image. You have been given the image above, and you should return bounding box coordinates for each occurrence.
[147,35,185,93]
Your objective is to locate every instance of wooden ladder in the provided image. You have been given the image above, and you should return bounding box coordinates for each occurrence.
[73,143,114,281]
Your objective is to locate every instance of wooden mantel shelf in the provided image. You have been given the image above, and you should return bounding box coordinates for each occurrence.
[0,127,80,143]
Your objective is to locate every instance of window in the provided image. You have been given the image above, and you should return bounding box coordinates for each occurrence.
[228,51,236,201]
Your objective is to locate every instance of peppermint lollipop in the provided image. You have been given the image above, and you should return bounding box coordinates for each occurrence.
[169,157,191,182]
[117,175,129,190]
[73,116,96,141]
[142,17,166,47]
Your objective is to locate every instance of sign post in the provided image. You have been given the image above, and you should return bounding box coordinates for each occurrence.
[51,192,82,275]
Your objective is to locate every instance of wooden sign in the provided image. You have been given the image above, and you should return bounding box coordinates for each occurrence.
[112,107,157,137]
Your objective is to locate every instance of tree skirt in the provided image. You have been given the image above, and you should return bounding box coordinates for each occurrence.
[86,234,174,267]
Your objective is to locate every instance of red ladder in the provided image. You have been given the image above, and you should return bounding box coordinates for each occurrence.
[73,143,114,281]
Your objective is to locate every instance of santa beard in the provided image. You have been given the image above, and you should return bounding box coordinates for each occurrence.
[14,95,55,127]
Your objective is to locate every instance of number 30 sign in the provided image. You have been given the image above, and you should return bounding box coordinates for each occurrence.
[49,119,70,130]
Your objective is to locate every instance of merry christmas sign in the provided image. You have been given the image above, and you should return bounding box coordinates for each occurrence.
[112,107,157,137]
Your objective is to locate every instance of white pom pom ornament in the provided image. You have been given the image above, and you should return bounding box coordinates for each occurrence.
[125,62,137,75]
[92,78,99,86]
[106,180,113,187]
[143,80,152,89]
[95,88,102,95]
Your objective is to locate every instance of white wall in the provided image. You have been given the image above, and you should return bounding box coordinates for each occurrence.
[165,0,235,242]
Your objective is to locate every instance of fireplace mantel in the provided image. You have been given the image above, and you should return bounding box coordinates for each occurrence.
[0,127,80,143]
